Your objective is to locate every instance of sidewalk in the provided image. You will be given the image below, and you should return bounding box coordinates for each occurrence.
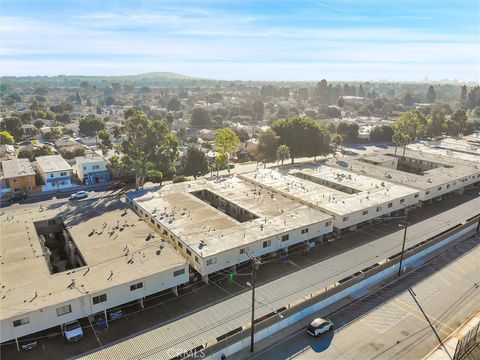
[423,310,480,360]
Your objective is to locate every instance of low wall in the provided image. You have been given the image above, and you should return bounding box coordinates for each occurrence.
[181,214,479,360]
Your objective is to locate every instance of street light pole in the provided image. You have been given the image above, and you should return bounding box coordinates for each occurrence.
[398,219,408,276]
[246,252,261,353]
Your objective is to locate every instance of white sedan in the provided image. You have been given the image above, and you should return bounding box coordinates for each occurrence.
[69,191,89,200]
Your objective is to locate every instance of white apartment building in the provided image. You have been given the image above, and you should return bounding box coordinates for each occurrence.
[36,155,75,191]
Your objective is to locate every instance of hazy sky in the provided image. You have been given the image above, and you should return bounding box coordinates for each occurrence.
[1,0,478,81]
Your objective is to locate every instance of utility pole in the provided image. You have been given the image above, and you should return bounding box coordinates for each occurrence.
[398,219,408,276]
[246,252,261,353]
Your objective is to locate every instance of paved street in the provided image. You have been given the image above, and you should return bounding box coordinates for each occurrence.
[250,235,480,360]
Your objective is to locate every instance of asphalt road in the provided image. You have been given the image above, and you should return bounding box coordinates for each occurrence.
[251,235,480,360]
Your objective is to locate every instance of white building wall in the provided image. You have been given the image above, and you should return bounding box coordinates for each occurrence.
[419,173,480,202]
[77,160,108,181]
[0,264,188,342]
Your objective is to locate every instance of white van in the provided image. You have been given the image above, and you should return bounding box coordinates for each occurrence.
[62,320,84,342]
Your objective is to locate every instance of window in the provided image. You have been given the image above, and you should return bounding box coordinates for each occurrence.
[177,242,183,249]
[14,188,20,192]
[93,165,100,170]
[414,194,419,198]
[263,240,271,248]
[83,166,87,170]
[376,206,381,212]
[195,256,199,263]
[363,210,368,216]
[50,174,54,178]
[13,317,29,327]
[206,257,217,266]
[92,294,107,305]
[426,191,430,195]
[150,219,154,224]
[60,172,67,176]
[301,228,309,234]
[48,219,56,225]
[186,249,192,256]
[387,202,393,208]
[343,216,349,222]
[56,304,72,316]
[447,184,450,189]
[281,234,289,242]
[174,268,185,277]
[130,282,143,291]
[13,178,19,183]
[453,182,457,185]
[240,247,248,254]
[438,186,442,191]
[400,199,405,204]
[325,221,331,227]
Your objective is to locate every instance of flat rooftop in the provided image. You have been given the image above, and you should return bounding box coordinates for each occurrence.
[407,142,480,164]
[36,155,72,173]
[240,166,418,216]
[0,198,185,320]
[128,177,332,258]
[328,148,479,190]
[1,158,35,179]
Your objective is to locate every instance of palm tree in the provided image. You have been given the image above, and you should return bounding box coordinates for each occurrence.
[276,144,290,165]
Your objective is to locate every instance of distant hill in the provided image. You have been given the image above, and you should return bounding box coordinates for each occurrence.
[0,72,219,87]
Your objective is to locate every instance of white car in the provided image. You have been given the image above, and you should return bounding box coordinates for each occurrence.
[306,318,333,337]
[69,191,89,200]
[62,320,84,342]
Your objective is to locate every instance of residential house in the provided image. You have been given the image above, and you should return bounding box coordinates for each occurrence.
[75,155,110,185]
[1,158,38,193]
[36,155,74,191]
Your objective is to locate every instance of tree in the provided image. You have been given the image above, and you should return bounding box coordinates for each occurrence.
[121,109,179,188]
[33,120,45,129]
[427,105,446,137]
[79,115,106,136]
[18,145,52,161]
[392,110,426,155]
[254,128,278,163]
[97,130,112,156]
[167,97,181,112]
[105,96,115,106]
[449,109,468,136]
[336,122,359,143]
[0,116,23,141]
[325,106,341,118]
[426,85,436,103]
[337,97,345,109]
[369,125,393,142]
[403,93,415,107]
[276,144,290,165]
[331,134,343,158]
[214,128,240,175]
[182,145,209,179]
[252,100,264,122]
[0,131,14,144]
[271,117,330,163]
[233,128,249,143]
[190,107,211,128]
[358,85,366,98]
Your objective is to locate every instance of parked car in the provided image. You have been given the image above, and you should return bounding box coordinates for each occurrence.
[306,318,333,337]
[8,192,28,203]
[62,320,84,342]
[109,181,126,191]
[69,191,89,200]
